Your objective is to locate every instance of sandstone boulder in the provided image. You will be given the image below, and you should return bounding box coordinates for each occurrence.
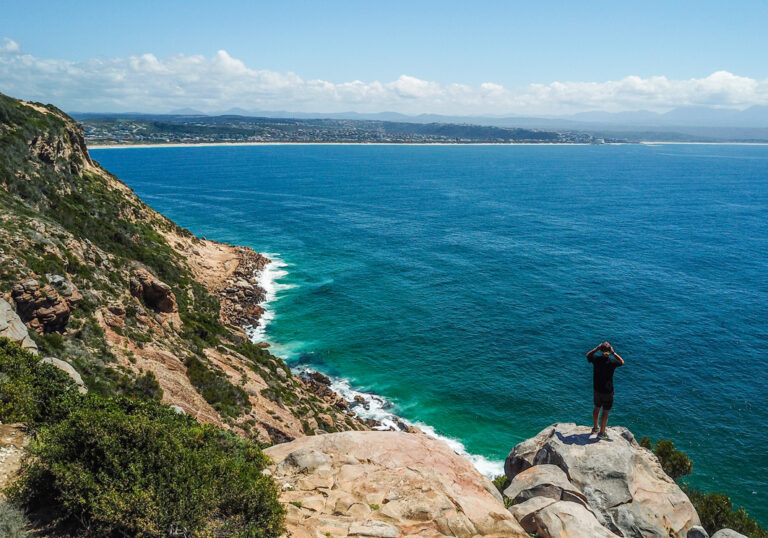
[130,269,177,313]
[509,496,557,533]
[503,463,589,508]
[0,298,38,353]
[265,430,526,537]
[531,500,617,538]
[11,279,74,333]
[505,423,700,537]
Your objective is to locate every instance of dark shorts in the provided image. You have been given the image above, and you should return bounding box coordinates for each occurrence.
[593,391,614,410]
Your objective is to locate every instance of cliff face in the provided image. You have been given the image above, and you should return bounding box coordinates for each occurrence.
[0,92,366,443]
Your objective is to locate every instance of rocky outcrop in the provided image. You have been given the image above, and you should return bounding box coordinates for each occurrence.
[0,298,38,353]
[504,423,700,538]
[216,246,268,327]
[27,106,94,176]
[11,278,79,333]
[129,269,177,313]
[300,370,350,412]
[265,431,526,537]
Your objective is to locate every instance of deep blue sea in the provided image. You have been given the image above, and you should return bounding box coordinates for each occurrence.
[92,144,768,524]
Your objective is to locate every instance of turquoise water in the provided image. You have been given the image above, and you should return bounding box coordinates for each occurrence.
[92,144,768,523]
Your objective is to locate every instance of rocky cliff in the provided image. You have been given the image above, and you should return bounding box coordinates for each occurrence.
[0,92,367,444]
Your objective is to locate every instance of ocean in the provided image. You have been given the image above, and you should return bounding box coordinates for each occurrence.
[91,143,768,524]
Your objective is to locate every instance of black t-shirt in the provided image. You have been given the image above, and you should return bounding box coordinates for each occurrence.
[588,351,623,394]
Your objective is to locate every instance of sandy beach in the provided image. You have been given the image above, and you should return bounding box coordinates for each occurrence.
[87,141,602,149]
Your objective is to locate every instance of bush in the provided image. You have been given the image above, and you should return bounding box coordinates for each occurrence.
[0,338,77,425]
[10,395,284,537]
[127,370,163,401]
[683,486,767,538]
[492,475,512,508]
[640,437,692,480]
[185,356,251,418]
[0,502,31,538]
[653,439,693,480]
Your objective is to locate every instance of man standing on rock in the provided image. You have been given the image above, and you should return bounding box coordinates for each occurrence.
[587,342,624,440]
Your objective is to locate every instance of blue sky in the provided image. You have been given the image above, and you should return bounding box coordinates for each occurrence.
[2,1,768,114]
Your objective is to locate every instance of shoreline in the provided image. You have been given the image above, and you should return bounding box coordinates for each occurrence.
[88,141,768,149]
[245,251,505,477]
[88,141,604,149]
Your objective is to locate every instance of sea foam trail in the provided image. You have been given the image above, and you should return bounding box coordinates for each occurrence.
[245,254,293,342]
[248,254,505,479]
[323,372,505,478]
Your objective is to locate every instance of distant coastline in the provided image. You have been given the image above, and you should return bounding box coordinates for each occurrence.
[88,141,768,149]
[89,141,608,149]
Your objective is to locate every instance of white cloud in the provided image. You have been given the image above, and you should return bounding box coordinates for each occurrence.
[1,38,767,115]
[0,38,20,53]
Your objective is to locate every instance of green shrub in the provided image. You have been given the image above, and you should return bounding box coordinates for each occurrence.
[0,338,76,425]
[0,501,31,538]
[492,475,512,508]
[185,356,251,418]
[640,437,692,480]
[639,436,766,536]
[683,486,767,538]
[10,395,284,537]
[652,439,693,480]
[129,371,163,400]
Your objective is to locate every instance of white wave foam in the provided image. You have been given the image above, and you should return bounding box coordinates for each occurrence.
[246,253,294,342]
[297,368,505,478]
[243,255,504,478]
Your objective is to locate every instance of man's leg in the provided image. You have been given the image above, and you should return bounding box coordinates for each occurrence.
[592,407,600,430]
[599,409,610,434]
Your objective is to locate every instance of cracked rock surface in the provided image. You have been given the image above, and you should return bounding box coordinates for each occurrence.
[505,423,700,538]
[265,430,526,538]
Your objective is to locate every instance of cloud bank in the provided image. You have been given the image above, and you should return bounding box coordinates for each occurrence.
[1,39,767,115]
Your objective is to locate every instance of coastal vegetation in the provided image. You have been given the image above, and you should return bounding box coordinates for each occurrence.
[640,436,766,537]
[1,338,284,537]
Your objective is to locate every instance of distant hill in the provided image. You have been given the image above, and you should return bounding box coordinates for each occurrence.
[74,114,604,145]
[107,106,768,142]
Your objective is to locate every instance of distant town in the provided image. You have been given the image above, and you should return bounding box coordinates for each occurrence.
[76,114,619,145]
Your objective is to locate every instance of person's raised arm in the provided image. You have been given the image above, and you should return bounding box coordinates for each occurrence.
[608,344,625,366]
[586,343,603,362]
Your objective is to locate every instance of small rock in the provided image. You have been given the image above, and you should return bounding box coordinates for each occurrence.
[308,371,332,385]
[0,298,38,353]
[711,530,748,538]
[687,526,709,538]
[509,496,558,533]
[349,521,399,538]
[282,448,331,473]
